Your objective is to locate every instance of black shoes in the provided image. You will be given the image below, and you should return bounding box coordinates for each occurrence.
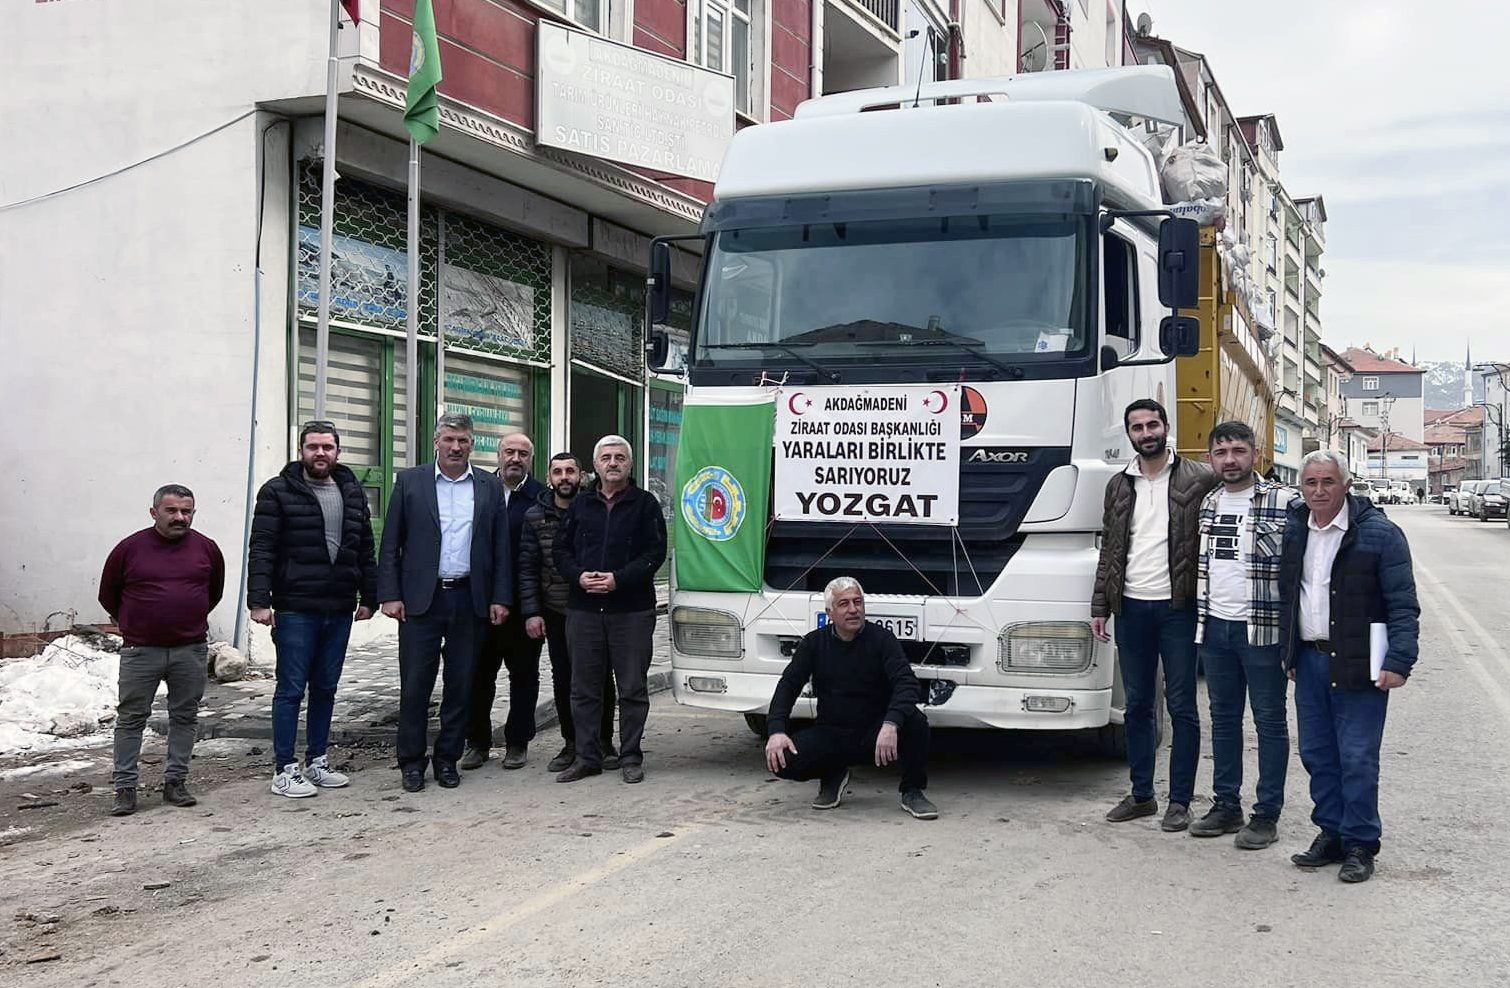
[812,770,851,810]
[502,745,528,770]
[402,768,425,792]
[1105,794,1158,823]
[602,746,622,771]
[547,745,576,773]
[1338,846,1376,883]
[111,788,137,817]
[459,747,488,770]
[1160,803,1191,832]
[899,789,939,820]
[556,760,602,784]
[621,763,645,784]
[1190,804,1246,838]
[1291,831,1346,867]
[434,762,461,788]
[1235,816,1279,850]
[162,781,197,807]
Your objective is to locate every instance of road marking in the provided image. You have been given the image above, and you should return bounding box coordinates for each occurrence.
[1415,558,1510,726]
[352,823,704,988]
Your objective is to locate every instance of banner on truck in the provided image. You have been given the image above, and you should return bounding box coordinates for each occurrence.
[774,386,960,526]
[673,397,775,592]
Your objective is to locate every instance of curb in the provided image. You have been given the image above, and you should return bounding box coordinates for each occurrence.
[158,666,676,747]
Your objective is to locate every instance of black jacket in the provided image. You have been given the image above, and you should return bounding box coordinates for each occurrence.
[377,463,512,618]
[553,481,667,613]
[767,622,922,736]
[519,490,572,617]
[247,462,376,613]
[1278,495,1420,689]
[500,474,546,567]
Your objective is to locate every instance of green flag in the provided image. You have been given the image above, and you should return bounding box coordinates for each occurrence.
[404,0,443,144]
[674,398,775,592]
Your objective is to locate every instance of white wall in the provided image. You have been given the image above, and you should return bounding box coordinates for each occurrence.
[965,0,1017,78]
[1344,396,1426,443]
[1364,449,1429,483]
[0,2,337,646]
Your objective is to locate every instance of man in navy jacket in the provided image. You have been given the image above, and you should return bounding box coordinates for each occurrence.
[1279,450,1419,884]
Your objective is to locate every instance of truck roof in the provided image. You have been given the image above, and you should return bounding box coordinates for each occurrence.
[713,67,1183,208]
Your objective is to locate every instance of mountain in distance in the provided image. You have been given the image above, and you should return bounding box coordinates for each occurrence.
[1418,359,1487,411]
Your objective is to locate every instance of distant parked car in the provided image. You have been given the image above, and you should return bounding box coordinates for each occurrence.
[1450,482,1481,515]
[1474,479,1508,522]
[1390,481,1417,505]
[1367,479,1395,504]
[1435,486,1454,506]
[1350,481,1379,504]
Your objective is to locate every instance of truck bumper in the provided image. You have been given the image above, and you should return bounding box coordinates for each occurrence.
[670,668,1113,732]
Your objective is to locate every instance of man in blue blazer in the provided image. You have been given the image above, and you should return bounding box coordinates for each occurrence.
[378,414,512,792]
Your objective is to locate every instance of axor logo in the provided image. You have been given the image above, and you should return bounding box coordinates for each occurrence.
[966,448,1030,465]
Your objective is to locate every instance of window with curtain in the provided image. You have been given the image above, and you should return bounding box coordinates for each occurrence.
[692,0,753,116]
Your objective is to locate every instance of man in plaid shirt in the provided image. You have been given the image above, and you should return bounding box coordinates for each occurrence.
[1190,420,1300,849]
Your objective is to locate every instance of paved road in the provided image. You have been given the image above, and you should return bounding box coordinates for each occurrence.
[2,506,1506,985]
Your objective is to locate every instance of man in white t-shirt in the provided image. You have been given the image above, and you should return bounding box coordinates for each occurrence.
[1190,421,1299,849]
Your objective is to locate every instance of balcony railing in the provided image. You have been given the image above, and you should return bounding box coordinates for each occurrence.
[852,0,900,31]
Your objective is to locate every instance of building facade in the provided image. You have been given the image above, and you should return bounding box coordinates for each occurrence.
[1338,347,1426,445]
[1,0,1124,646]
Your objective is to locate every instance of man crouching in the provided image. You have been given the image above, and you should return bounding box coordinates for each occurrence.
[764,577,937,819]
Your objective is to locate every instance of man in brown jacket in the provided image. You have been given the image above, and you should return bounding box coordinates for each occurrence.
[1091,399,1217,832]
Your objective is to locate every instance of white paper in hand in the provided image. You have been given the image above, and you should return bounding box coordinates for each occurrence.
[1369,623,1389,681]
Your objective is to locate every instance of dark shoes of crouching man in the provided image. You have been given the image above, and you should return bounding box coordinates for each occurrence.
[1291,831,1375,883]
[809,771,939,820]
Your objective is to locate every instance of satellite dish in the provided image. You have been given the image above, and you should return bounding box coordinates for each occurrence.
[1135,12,1154,37]
[1020,21,1052,73]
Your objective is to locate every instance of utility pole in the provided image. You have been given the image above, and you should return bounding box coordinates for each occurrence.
[1379,396,1396,482]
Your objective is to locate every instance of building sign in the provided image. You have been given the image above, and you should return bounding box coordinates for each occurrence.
[1274,425,1289,454]
[535,21,735,183]
[774,386,960,526]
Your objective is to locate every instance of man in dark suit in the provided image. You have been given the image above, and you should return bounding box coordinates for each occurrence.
[462,431,547,771]
[378,414,512,792]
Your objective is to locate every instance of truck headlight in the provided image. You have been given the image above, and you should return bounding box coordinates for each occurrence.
[998,622,1093,674]
[671,606,743,659]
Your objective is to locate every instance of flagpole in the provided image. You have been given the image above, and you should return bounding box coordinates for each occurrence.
[406,138,420,465]
[313,0,342,419]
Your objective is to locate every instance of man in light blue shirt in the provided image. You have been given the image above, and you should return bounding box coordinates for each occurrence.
[435,461,474,579]
[378,414,512,793]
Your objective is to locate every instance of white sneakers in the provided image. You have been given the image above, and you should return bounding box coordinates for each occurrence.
[271,756,349,798]
[272,763,318,798]
[304,755,350,789]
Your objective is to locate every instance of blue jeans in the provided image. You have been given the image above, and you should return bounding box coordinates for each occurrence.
[271,611,354,771]
[1115,597,1201,806]
[1294,644,1389,853]
[1200,618,1289,819]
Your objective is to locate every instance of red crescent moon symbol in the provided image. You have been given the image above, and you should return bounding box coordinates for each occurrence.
[928,389,949,414]
[788,392,808,416]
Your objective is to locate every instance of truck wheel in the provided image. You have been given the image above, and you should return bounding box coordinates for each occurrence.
[744,713,768,737]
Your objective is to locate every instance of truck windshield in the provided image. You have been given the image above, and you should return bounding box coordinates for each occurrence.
[694,214,1086,372]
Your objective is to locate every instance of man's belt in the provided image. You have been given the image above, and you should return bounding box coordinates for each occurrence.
[1302,638,1333,653]
[438,576,471,589]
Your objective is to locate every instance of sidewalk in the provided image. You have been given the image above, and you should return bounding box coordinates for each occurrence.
[154,624,673,748]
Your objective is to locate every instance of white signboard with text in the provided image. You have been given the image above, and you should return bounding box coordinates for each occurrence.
[774,386,960,526]
[535,21,734,183]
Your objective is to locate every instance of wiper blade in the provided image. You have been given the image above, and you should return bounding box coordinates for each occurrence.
[860,336,1019,377]
[701,342,839,383]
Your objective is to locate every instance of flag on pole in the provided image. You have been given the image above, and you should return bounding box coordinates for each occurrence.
[673,398,775,592]
[340,0,361,23]
[404,0,444,144]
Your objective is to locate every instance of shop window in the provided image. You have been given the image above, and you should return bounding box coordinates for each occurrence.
[570,255,644,381]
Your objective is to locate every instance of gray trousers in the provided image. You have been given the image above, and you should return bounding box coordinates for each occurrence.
[566,610,655,769]
[113,643,208,789]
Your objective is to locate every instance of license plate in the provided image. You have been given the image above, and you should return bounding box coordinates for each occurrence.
[816,611,920,640]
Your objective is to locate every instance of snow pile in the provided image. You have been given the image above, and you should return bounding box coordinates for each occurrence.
[0,635,155,755]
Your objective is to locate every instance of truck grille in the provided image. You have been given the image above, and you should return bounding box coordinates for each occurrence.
[763,447,1070,596]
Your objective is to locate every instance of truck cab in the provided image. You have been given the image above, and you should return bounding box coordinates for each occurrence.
[647,68,1211,746]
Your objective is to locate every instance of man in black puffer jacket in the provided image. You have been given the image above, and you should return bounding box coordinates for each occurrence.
[248,421,377,799]
[1279,450,1419,884]
[518,452,616,774]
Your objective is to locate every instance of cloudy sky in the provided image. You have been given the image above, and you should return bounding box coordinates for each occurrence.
[1146,0,1510,364]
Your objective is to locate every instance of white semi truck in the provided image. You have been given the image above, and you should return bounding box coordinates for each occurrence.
[644,67,1202,750]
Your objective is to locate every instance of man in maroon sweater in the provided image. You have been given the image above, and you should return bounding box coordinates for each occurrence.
[99,484,225,817]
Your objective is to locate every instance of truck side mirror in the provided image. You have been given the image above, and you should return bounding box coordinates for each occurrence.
[646,240,673,326]
[646,328,671,372]
[1159,315,1201,358]
[1157,218,1201,310]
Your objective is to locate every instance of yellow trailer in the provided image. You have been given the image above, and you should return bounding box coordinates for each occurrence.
[1175,227,1276,473]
